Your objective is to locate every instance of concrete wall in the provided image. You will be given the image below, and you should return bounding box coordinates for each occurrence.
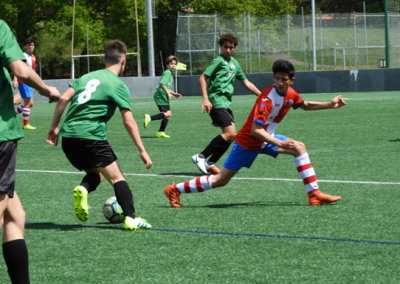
[23,68,399,103]
[177,68,400,96]
[22,76,161,103]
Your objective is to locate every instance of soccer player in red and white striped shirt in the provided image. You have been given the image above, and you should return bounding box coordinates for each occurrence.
[165,59,346,207]
[14,38,37,130]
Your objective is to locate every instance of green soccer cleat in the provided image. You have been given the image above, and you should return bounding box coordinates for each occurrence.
[73,186,89,221]
[156,131,170,138]
[144,114,151,128]
[23,124,36,130]
[124,216,152,231]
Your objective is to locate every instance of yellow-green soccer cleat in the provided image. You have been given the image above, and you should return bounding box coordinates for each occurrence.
[124,216,152,231]
[156,131,170,138]
[144,114,151,128]
[23,124,36,130]
[73,186,89,221]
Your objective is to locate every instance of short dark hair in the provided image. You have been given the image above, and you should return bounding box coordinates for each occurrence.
[104,40,127,65]
[272,60,295,79]
[166,55,179,65]
[218,33,238,47]
[25,38,34,45]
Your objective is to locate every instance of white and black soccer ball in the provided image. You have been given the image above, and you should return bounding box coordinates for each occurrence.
[103,196,124,223]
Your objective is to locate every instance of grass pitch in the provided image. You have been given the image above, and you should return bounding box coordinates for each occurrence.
[1,91,399,283]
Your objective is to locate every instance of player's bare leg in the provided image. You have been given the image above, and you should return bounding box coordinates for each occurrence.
[1,192,30,283]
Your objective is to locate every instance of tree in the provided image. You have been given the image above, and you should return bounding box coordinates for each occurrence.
[189,0,297,16]
[294,0,384,14]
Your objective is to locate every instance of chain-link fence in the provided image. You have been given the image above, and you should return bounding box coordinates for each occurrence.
[176,11,400,75]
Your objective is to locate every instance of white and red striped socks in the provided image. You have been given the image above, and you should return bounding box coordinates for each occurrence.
[294,153,319,193]
[173,175,214,194]
[15,105,31,126]
[15,105,23,114]
[22,106,31,126]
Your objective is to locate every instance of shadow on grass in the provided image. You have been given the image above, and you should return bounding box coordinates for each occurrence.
[140,136,158,139]
[160,200,338,208]
[160,172,203,176]
[189,201,311,208]
[25,222,123,231]
[389,139,400,142]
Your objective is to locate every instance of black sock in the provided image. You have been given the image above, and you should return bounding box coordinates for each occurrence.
[150,113,165,121]
[208,139,232,164]
[3,239,30,284]
[80,173,101,193]
[201,135,227,159]
[159,118,169,132]
[114,180,135,219]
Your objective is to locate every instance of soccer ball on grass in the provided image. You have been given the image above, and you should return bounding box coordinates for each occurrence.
[103,196,124,223]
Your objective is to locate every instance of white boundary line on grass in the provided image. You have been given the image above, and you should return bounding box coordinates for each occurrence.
[16,169,400,185]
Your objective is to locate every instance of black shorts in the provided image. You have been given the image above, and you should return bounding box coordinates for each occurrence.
[157,105,170,112]
[0,140,18,198]
[210,108,235,128]
[62,137,118,171]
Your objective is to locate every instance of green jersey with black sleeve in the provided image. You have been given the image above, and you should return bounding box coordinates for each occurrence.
[203,54,246,109]
[154,69,173,106]
[59,69,131,141]
[0,20,25,142]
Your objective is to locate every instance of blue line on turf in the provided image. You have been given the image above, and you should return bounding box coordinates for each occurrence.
[17,142,400,153]
[25,222,400,246]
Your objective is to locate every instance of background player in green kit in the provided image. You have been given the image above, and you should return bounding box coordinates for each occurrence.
[0,19,60,283]
[144,55,182,138]
[192,33,261,175]
[46,40,153,231]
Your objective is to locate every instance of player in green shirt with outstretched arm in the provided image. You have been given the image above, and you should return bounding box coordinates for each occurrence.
[192,33,261,175]
[143,55,182,138]
[0,19,60,284]
[47,40,153,231]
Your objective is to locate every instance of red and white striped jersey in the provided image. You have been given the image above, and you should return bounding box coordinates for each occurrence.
[235,85,304,151]
[17,52,36,84]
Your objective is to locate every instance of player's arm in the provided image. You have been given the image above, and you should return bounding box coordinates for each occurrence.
[301,95,346,110]
[121,109,153,170]
[8,60,59,102]
[240,79,261,96]
[199,73,212,113]
[46,87,75,146]
[13,74,18,89]
[251,122,294,150]
[160,84,182,100]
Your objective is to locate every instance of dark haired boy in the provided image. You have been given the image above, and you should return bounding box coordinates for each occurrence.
[165,59,346,208]
[13,38,37,129]
[192,33,261,174]
[144,55,182,138]
[47,40,153,230]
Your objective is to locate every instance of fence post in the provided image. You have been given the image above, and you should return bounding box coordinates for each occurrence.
[243,11,247,73]
[287,12,290,59]
[214,12,217,59]
[86,24,90,73]
[248,13,252,73]
[37,28,42,78]
[187,16,192,75]
[302,7,306,70]
[363,2,368,69]
[258,27,261,73]
[354,11,359,69]
[320,11,323,70]
[71,57,75,79]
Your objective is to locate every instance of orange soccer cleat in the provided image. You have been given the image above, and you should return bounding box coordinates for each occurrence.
[308,190,341,206]
[164,182,184,208]
[206,163,220,174]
